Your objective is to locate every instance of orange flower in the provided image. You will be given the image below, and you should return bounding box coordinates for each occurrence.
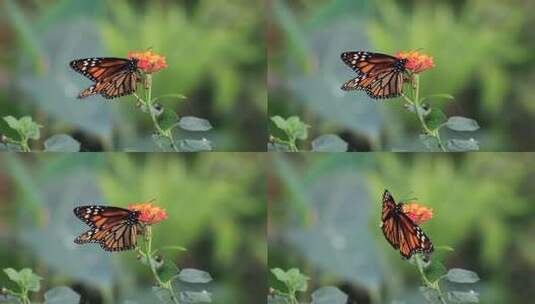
[128,203,168,224]
[127,50,168,74]
[396,50,434,73]
[402,202,433,225]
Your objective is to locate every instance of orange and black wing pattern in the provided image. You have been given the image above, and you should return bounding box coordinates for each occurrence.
[380,190,433,259]
[69,57,139,99]
[73,205,140,252]
[340,51,407,99]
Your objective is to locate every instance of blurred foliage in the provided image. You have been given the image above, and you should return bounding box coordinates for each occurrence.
[268,153,534,303]
[0,0,266,151]
[0,153,266,303]
[268,0,535,151]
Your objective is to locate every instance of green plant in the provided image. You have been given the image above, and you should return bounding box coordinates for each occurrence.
[0,116,80,152]
[269,115,348,152]
[129,51,213,152]
[268,268,347,304]
[0,268,80,304]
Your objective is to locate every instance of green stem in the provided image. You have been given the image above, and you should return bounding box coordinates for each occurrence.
[144,226,180,304]
[416,257,447,304]
[142,74,179,152]
[404,75,446,152]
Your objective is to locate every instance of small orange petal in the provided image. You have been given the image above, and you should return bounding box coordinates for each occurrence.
[396,50,434,74]
[127,50,168,74]
[128,203,168,224]
[402,202,433,225]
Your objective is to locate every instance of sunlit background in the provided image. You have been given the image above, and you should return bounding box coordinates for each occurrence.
[268,0,535,151]
[0,0,266,151]
[0,153,267,303]
[268,153,535,303]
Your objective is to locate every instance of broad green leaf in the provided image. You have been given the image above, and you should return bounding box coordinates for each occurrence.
[177,139,212,152]
[271,116,288,130]
[44,134,81,152]
[3,116,20,130]
[311,286,347,304]
[419,286,441,303]
[425,108,447,131]
[152,286,175,303]
[158,108,179,131]
[44,286,80,304]
[311,134,348,152]
[419,134,441,152]
[445,268,480,283]
[270,268,289,283]
[446,116,480,132]
[424,260,447,282]
[180,291,212,303]
[447,291,479,303]
[157,260,179,283]
[3,268,21,283]
[286,116,309,140]
[285,268,309,292]
[177,268,213,283]
[447,139,479,152]
[177,116,212,132]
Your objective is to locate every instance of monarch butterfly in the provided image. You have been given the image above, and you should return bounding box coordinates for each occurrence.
[69,57,140,99]
[380,190,433,260]
[73,205,141,252]
[340,51,408,99]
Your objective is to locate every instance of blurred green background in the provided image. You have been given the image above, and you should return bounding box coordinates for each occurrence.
[268,0,535,151]
[268,153,534,303]
[0,0,266,151]
[0,153,266,303]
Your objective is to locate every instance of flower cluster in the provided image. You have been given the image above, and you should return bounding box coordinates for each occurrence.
[396,50,435,73]
[129,203,168,224]
[402,202,433,224]
[127,50,168,74]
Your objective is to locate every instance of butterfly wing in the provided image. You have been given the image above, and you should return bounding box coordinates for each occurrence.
[73,205,140,252]
[341,51,406,99]
[380,190,433,259]
[70,58,134,82]
[78,69,139,99]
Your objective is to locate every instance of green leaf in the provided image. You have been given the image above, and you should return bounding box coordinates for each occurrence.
[419,134,441,152]
[44,134,81,152]
[311,286,348,304]
[267,142,290,152]
[44,286,80,304]
[420,286,441,303]
[425,108,447,131]
[270,116,288,130]
[447,139,479,152]
[270,268,289,282]
[420,94,455,103]
[285,268,309,292]
[446,116,480,132]
[286,116,309,140]
[161,245,187,252]
[3,268,21,283]
[152,93,187,103]
[177,268,213,284]
[3,116,20,130]
[180,291,212,303]
[311,134,348,152]
[18,116,42,140]
[152,286,175,303]
[445,268,480,283]
[158,108,179,132]
[177,139,212,152]
[157,260,179,283]
[447,291,479,303]
[267,294,290,304]
[424,260,447,282]
[177,117,212,132]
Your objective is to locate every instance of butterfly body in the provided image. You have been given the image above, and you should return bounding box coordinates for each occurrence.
[69,57,140,99]
[73,205,141,252]
[380,190,433,260]
[341,51,407,99]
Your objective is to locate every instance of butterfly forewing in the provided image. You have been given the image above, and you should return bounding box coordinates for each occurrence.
[73,205,141,252]
[341,51,407,99]
[69,57,139,99]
